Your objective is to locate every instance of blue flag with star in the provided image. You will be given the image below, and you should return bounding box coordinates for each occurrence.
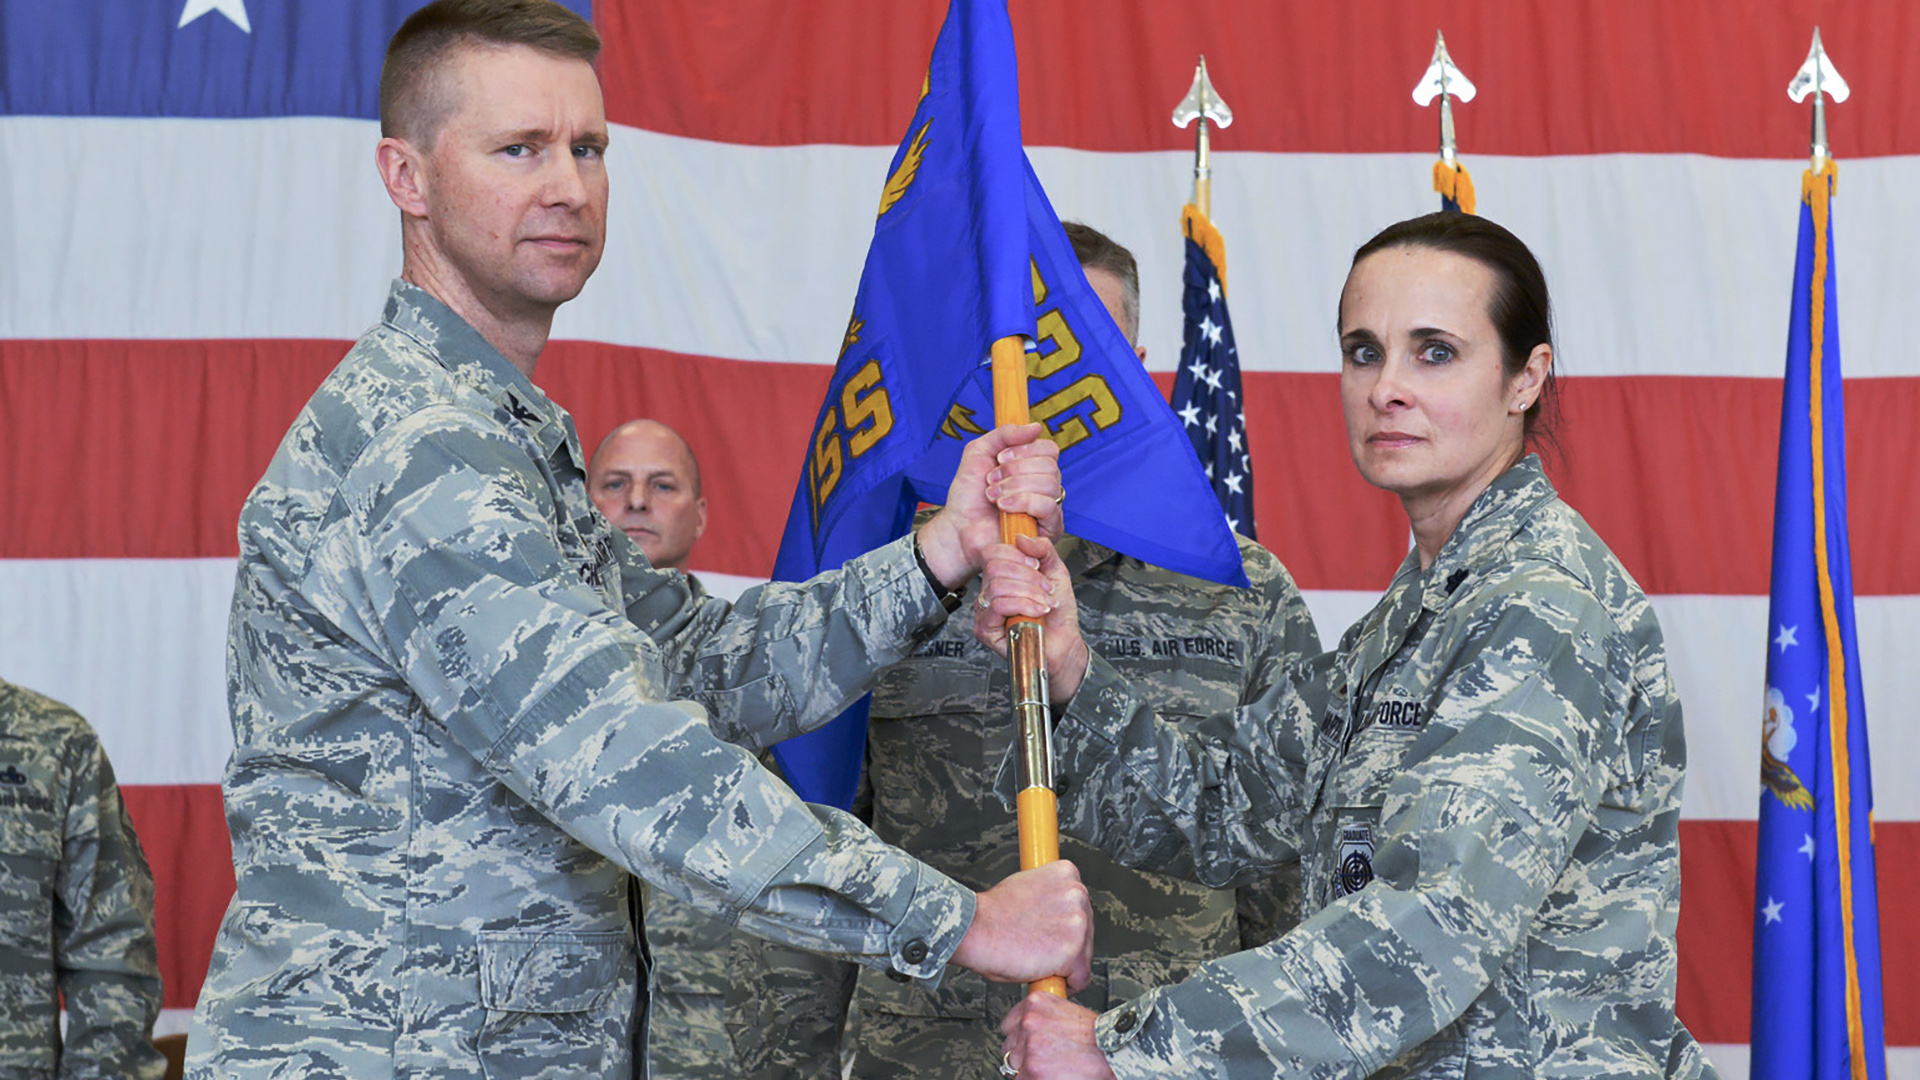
[768,0,1245,809]
[1750,163,1886,1080]
[1168,205,1256,536]
[1,0,590,117]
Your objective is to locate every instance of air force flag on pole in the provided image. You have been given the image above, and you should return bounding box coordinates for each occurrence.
[1750,158,1887,1080]
[768,0,1245,808]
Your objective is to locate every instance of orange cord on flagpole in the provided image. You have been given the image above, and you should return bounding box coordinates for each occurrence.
[1433,160,1477,215]
[1181,204,1229,297]
[1802,157,1869,1080]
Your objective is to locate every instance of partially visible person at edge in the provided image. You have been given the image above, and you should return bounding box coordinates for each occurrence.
[185,3,1094,1078]
[0,678,166,1080]
[588,417,736,1078]
[726,222,1320,1080]
[977,212,1716,1080]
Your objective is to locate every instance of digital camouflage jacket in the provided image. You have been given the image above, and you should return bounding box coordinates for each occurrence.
[1026,458,1715,1079]
[187,282,973,1080]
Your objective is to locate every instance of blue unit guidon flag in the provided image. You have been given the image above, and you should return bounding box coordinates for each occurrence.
[1168,204,1255,538]
[769,0,1245,809]
[0,0,588,118]
[1751,161,1887,1080]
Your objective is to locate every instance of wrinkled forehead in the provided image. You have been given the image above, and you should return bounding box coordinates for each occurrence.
[594,425,697,479]
[429,40,606,142]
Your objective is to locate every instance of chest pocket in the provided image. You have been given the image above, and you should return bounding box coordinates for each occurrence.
[476,929,637,1080]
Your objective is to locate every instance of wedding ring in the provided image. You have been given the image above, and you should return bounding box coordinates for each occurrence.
[999,1051,1019,1078]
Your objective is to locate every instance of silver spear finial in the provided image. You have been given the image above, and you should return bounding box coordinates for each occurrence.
[1412,31,1476,167]
[1167,55,1228,214]
[1173,56,1234,207]
[1788,28,1849,171]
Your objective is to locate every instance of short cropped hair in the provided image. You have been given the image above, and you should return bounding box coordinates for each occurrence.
[1063,221,1141,345]
[380,0,601,145]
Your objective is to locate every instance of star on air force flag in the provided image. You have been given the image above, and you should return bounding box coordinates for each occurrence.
[1750,159,1887,1080]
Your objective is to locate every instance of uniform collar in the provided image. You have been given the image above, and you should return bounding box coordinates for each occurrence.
[1057,535,1119,578]
[381,279,585,469]
[1386,454,1559,613]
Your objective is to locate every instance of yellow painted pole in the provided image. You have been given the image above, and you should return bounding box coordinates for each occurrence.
[989,333,1066,999]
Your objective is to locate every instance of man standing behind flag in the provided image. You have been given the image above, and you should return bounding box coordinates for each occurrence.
[187,3,1096,1078]
[1751,36,1887,1079]
[729,223,1319,1080]
[767,0,1246,818]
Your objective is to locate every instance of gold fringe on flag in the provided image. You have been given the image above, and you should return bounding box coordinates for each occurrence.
[1798,153,1870,1080]
[1181,203,1228,296]
[1433,160,1477,215]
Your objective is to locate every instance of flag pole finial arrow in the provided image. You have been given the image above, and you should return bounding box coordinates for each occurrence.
[1173,56,1233,217]
[1413,30,1476,168]
[1789,27,1849,172]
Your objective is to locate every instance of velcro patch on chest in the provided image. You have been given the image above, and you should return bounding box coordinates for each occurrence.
[1334,822,1376,898]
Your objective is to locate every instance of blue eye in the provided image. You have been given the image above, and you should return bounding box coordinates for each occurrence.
[1422,342,1456,364]
[1346,344,1382,367]
[574,144,604,160]
[501,144,528,158]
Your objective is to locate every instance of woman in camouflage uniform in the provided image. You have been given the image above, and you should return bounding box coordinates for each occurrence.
[978,213,1715,1079]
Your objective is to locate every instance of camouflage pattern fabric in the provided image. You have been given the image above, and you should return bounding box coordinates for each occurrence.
[0,679,165,1080]
[187,281,976,1080]
[1019,456,1716,1079]
[634,570,749,1080]
[729,534,1321,1080]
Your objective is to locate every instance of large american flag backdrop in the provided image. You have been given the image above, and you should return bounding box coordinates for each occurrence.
[2,2,1915,1072]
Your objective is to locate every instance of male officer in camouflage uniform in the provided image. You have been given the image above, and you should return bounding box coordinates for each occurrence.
[728,224,1321,1080]
[588,420,708,576]
[0,678,165,1080]
[186,3,1095,1078]
[587,418,737,1078]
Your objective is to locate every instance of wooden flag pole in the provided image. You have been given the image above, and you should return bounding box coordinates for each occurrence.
[989,333,1066,999]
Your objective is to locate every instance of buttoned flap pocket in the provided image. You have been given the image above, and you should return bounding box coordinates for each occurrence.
[1091,952,1217,1018]
[868,641,996,717]
[1087,648,1243,720]
[685,674,793,737]
[479,929,635,1014]
[868,644,1003,780]
[477,930,637,1080]
[854,958,988,1020]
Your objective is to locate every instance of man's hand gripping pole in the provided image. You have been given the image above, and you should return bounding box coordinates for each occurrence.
[990,335,1067,999]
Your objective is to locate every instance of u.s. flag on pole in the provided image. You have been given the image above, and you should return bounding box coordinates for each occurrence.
[1167,204,1255,537]
[1750,159,1887,1080]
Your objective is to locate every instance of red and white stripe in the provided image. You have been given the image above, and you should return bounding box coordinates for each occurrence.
[2,2,1914,1069]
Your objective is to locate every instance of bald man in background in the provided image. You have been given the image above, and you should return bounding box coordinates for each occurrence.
[589,419,709,577]
[726,223,1319,1080]
[587,418,734,1077]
